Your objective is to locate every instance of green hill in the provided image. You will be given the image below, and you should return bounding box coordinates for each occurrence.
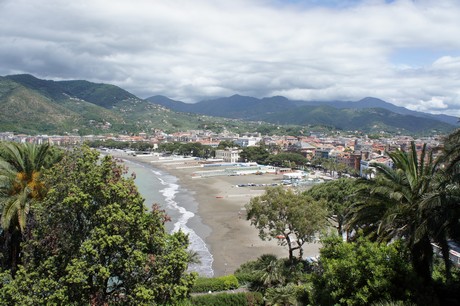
[0,76,126,134]
[0,74,271,135]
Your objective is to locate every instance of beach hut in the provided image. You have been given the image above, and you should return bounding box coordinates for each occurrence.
[282,172,304,180]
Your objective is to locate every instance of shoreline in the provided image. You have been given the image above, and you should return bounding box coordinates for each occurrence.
[114,153,320,276]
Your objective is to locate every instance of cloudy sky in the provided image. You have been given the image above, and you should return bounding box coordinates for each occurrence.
[1,0,460,116]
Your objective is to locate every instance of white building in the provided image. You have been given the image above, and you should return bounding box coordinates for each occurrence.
[215,148,241,163]
[235,136,261,147]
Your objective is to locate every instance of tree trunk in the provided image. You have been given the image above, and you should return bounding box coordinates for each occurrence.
[286,236,294,262]
[438,236,452,283]
[9,230,22,276]
[411,235,433,285]
[298,243,304,259]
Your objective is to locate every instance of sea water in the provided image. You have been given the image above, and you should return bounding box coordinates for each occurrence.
[122,159,214,277]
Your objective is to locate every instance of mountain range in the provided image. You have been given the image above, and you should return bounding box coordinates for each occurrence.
[0,74,457,135]
[146,94,458,133]
[0,74,250,135]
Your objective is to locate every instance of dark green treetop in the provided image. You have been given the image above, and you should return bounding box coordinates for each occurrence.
[0,146,195,305]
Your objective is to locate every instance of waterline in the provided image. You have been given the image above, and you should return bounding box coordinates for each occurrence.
[124,159,214,277]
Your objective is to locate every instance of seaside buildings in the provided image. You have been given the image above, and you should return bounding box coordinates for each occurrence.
[0,130,443,177]
[215,148,241,163]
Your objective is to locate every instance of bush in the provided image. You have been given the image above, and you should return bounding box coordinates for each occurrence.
[311,235,421,306]
[235,254,278,285]
[234,271,261,284]
[191,275,239,293]
[190,292,263,306]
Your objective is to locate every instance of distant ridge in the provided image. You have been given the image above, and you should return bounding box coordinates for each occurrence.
[146,95,192,113]
[293,97,459,126]
[146,94,457,133]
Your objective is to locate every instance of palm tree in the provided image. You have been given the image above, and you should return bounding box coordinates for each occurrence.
[0,142,61,273]
[419,129,460,281]
[186,249,202,265]
[442,128,460,182]
[259,259,285,288]
[346,142,438,284]
[264,283,299,306]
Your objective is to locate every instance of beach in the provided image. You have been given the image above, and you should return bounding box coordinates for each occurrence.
[114,152,321,277]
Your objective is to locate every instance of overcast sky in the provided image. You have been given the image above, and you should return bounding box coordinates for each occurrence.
[1,0,459,116]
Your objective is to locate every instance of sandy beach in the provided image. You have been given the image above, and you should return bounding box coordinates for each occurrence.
[116,153,321,276]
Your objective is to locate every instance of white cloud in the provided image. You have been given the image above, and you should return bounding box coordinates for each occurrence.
[406,96,448,112]
[1,0,460,116]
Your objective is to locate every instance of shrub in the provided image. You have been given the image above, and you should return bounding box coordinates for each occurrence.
[191,275,239,293]
[311,235,421,306]
[190,292,263,306]
[235,254,277,285]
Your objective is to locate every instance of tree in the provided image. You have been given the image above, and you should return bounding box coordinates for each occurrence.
[307,178,360,239]
[266,152,307,168]
[239,146,270,164]
[265,283,300,306]
[217,140,239,150]
[311,235,421,306]
[158,142,182,154]
[246,186,327,261]
[0,146,195,305]
[419,129,460,282]
[346,142,439,284]
[442,128,460,181]
[259,259,285,288]
[0,142,61,273]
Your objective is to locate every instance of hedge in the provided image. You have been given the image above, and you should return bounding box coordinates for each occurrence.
[191,275,239,293]
[234,271,261,284]
[190,292,263,306]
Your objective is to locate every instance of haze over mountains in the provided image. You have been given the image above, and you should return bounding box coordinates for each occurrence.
[0,74,457,135]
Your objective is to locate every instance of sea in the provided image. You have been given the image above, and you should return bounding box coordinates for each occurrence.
[122,159,214,277]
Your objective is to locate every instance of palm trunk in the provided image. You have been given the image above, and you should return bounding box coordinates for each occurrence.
[411,234,433,285]
[438,236,452,283]
[9,230,22,276]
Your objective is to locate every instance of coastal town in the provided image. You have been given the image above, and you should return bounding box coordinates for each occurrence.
[0,129,445,179]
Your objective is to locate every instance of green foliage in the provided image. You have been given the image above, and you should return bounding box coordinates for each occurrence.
[0,146,195,304]
[235,254,309,295]
[235,254,277,286]
[306,178,361,237]
[346,142,445,283]
[0,142,62,274]
[246,186,327,260]
[158,142,214,158]
[189,292,263,306]
[86,139,155,152]
[239,146,269,164]
[191,275,239,293]
[217,140,240,149]
[264,283,303,306]
[311,235,423,306]
[266,152,307,168]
